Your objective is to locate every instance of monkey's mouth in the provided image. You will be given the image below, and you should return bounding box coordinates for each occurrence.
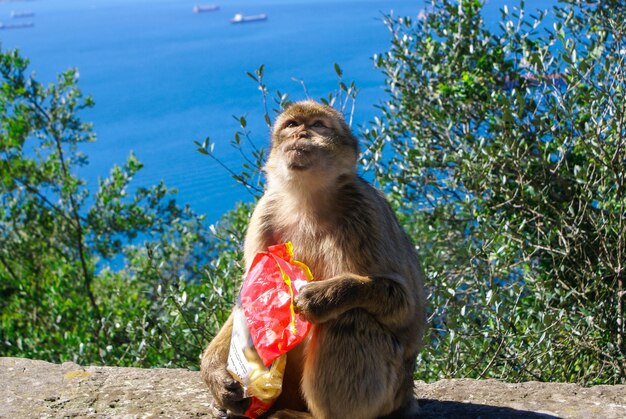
[284,143,315,171]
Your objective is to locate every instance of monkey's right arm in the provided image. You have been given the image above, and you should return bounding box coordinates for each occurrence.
[294,272,416,327]
[200,197,273,416]
[200,313,250,417]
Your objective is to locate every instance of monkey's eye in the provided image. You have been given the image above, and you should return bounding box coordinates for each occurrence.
[311,120,326,128]
[284,120,298,128]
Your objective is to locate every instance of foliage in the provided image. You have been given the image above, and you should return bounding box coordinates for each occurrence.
[2,0,625,388]
[362,0,625,384]
[0,48,245,368]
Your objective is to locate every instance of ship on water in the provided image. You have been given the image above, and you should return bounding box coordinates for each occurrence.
[10,11,35,18]
[0,21,34,30]
[193,5,219,13]
[230,13,268,23]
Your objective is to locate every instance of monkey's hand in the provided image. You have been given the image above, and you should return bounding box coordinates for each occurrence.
[204,367,251,418]
[294,278,353,324]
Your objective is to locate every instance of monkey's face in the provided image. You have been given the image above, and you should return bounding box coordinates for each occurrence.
[266,101,358,187]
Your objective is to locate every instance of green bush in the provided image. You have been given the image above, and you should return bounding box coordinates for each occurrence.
[362,0,625,384]
[0,49,245,368]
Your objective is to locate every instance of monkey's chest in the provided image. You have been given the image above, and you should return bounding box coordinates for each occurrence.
[274,223,354,280]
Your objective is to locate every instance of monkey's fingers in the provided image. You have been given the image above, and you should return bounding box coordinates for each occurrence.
[210,402,249,419]
[222,381,246,403]
[293,294,313,321]
[209,402,229,419]
[223,376,243,391]
[212,373,250,415]
[292,294,310,320]
[293,285,331,324]
[221,393,251,416]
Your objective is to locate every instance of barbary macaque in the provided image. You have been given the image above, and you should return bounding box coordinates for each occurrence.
[201,100,426,419]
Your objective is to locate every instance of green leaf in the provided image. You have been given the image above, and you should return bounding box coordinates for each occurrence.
[334,63,343,77]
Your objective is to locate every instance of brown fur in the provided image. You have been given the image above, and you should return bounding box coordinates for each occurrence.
[200,101,426,419]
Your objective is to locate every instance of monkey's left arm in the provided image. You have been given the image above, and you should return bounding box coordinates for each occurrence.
[294,273,415,327]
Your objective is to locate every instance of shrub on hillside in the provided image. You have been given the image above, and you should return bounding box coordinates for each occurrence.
[363,0,625,384]
[0,49,243,368]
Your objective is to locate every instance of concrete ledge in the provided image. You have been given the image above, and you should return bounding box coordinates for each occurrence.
[1,357,625,418]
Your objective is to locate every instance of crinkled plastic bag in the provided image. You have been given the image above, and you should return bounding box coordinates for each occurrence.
[227,242,312,418]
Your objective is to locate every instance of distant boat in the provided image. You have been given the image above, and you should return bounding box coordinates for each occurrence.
[11,11,35,18]
[0,21,34,30]
[193,5,219,13]
[230,13,268,24]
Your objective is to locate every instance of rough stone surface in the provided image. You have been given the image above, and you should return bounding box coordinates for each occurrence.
[1,357,625,418]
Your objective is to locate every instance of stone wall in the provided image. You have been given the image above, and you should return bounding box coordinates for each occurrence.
[1,357,625,418]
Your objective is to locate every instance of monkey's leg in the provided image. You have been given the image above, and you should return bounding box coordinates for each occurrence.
[301,310,405,419]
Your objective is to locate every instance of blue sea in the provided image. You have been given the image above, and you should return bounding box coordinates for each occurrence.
[0,0,555,223]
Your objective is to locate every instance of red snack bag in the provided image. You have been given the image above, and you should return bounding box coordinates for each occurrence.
[241,242,312,365]
[227,242,312,418]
